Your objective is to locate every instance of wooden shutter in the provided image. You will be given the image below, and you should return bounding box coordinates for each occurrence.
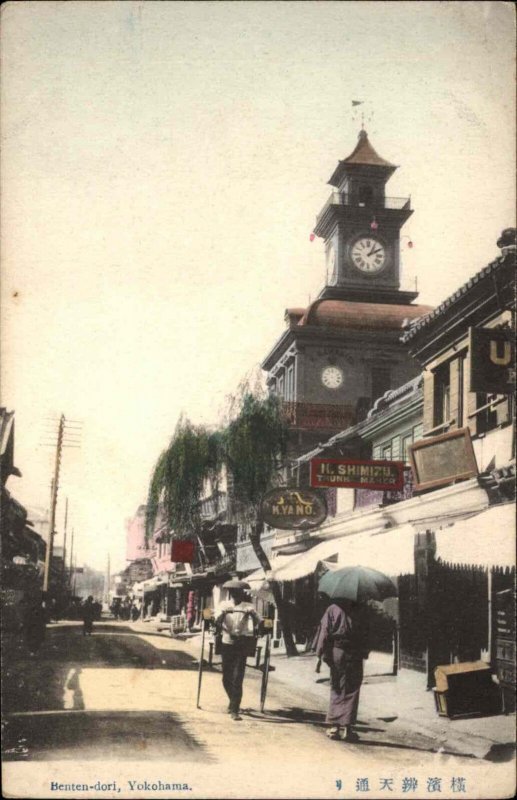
[464,350,478,436]
[449,358,460,430]
[422,369,435,434]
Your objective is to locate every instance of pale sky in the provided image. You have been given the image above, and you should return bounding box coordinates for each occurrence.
[1,1,515,573]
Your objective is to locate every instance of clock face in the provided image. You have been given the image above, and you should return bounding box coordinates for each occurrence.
[321,365,343,389]
[351,236,387,274]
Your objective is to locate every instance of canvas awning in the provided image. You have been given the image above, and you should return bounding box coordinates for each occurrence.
[247,523,416,585]
[435,503,516,568]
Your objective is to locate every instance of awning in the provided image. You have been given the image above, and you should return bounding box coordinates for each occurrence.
[435,503,516,568]
[247,524,416,585]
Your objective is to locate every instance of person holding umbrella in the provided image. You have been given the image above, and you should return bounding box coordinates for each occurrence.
[314,565,397,742]
[215,579,262,721]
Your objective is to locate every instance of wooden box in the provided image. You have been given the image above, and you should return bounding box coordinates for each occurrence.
[433,661,502,718]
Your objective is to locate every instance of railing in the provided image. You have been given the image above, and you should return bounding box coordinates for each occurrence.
[282,401,355,431]
[317,192,411,223]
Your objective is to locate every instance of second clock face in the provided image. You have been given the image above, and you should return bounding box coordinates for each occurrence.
[321,365,343,389]
[351,237,387,274]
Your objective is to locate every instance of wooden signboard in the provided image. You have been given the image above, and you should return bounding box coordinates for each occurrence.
[260,487,327,531]
[311,457,404,491]
[408,427,478,492]
[469,326,515,394]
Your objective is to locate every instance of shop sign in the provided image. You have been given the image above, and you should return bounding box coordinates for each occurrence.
[311,458,404,490]
[469,327,515,394]
[171,539,195,563]
[408,427,478,492]
[260,487,327,530]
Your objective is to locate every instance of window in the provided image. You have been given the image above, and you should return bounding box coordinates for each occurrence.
[434,361,451,426]
[358,186,374,206]
[381,443,392,459]
[286,364,295,402]
[402,434,413,464]
[278,374,285,399]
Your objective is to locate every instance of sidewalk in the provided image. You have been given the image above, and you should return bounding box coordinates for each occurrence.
[163,626,515,762]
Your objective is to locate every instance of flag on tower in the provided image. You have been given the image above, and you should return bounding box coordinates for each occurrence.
[352,100,364,106]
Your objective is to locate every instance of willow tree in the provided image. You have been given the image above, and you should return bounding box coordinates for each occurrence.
[146,415,222,544]
[224,392,299,656]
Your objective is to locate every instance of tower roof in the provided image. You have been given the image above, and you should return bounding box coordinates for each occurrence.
[329,130,397,186]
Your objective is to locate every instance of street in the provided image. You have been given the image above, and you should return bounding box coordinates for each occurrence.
[4,621,513,799]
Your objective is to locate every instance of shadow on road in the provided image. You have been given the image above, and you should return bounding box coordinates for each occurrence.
[2,710,211,762]
[2,624,198,715]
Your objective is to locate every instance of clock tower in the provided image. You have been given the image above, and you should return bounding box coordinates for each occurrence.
[315,129,416,305]
[262,128,433,459]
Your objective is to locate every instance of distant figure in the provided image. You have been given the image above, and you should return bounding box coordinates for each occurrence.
[82,596,96,636]
[93,601,102,621]
[22,594,47,655]
[313,599,370,742]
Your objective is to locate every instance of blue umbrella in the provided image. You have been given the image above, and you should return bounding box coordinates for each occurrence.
[318,565,397,603]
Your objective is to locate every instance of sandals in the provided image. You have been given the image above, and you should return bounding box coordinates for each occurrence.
[326,726,342,740]
[326,726,360,742]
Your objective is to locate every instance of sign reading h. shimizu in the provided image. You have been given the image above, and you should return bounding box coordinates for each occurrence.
[260,487,328,530]
[310,458,405,490]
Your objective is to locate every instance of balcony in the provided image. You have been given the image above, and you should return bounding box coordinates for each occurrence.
[282,401,355,431]
[314,192,412,236]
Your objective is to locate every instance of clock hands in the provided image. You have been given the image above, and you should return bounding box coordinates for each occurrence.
[367,246,383,257]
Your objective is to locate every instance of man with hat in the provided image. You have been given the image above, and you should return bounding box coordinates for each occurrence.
[215,579,262,720]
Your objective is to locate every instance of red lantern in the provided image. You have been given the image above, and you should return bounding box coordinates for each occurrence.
[370,218,378,231]
[309,232,316,242]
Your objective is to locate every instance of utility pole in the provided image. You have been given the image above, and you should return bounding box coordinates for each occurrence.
[104,553,111,608]
[43,415,65,595]
[68,527,74,591]
[62,497,69,586]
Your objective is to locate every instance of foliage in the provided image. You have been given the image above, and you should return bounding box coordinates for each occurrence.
[146,416,224,539]
[225,392,288,511]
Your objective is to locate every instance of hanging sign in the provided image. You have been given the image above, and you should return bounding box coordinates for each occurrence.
[171,539,195,563]
[408,428,478,492]
[260,488,327,530]
[311,458,404,490]
[469,327,515,394]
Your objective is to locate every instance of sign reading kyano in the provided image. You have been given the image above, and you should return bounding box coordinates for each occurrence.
[261,488,327,530]
[311,458,405,491]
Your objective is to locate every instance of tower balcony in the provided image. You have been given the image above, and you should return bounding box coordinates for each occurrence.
[282,401,356,431]
[314,192,412,238]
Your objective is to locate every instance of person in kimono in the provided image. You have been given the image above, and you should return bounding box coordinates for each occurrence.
[313,598,370,741]
[215,585,261,721]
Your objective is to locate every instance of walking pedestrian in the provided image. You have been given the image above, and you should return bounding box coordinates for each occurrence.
[313,598,370,741]
[82,595,96,636]
[215,580,261,721]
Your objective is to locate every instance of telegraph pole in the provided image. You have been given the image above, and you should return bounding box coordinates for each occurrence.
[62,497,69,584]
[43,415,65,595]
[68,527,75,592]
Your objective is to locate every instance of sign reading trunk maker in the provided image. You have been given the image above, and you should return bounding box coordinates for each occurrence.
[310,458,405,490]
[261,488,328,530]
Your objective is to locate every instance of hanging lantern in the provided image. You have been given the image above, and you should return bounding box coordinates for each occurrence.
[408,240,414,248]
[370,218,378,231]
[309,232,316,242]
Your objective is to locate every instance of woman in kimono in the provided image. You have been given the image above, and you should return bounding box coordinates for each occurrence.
[313,598,370,741]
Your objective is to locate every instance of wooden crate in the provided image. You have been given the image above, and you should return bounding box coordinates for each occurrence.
[433,661,502,718]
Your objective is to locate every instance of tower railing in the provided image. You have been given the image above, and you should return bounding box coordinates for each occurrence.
[316,192,411,223]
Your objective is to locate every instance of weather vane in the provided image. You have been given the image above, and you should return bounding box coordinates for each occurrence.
[351,99,374,131]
